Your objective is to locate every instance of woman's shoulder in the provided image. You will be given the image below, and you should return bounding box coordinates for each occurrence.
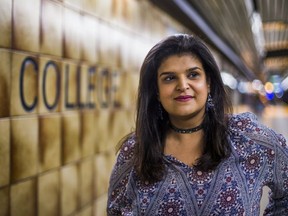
[115,132,136,167]
[228,112,287,150]
[228,112,266,134]
[228,112,257,125]
[108,133,136,186]
[107,133,137,214]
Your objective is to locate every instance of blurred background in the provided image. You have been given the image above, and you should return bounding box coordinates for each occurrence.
[0,0,287,215]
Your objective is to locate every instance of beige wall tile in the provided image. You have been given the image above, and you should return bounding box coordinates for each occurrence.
[62,112,80,164]
[113,31,127,70]
[110,110,134,148]
[63,7,81,60]
[82,64,98,109]
[98,23,119,67]
[127,72,139,108]
[0,50,11,117]
[94,194,108,216]
[79,158,93,207]
[128,0,143,35]
[38,57,62,113]
[126,110,136,133]
[109,0,137,27]
[151,10,166,38]
[123,0,139,27]
[112,30,122,68]
[63,0,82,9]
[11,52,38,116]
[96,109,135,153]
[94,110,110,153]
[13,0,40,52]
[110,0,122,20]
[115,70,127,108]
[0,187,9,216]
[41,0,63,56]
[91,66,100,109]
[81,15,99,63]
[82,0,99,15]
[61,164,79,216]
[121,35,152,75]
[117,72,139,109]
[110,70,121,108]
[120,34,136,72]
[0,0,12,48]
[39,114,61,172]
[119,33,133,72]
[138,1,155,38]
[61,60,78,111]
[81,111,95,157]
[94,153,115,198]
[94,0,112,18]
[77,64,89,109]
[11,117,38,182]
[11,179,36,216]
[130,37,146,72]
[98,23,110,66]
[96,67,112,109]
[0,119,10,187]
[77,64,104,109]
[76,205,92,216]
[38,170,60,216]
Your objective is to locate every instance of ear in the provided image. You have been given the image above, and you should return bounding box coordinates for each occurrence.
[206,77,211,93]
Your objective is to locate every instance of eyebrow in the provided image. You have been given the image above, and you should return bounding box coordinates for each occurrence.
[159,66,202,77]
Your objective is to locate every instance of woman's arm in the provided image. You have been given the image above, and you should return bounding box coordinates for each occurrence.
[106,134,136,215]
[264,132,288,215]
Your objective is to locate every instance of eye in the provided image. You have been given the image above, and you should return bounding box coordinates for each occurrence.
[188,71,199,79]
[163,74,175,82]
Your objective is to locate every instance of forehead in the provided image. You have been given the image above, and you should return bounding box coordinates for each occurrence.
[158,53,203,71]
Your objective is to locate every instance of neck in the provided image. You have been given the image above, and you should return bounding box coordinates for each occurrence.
[164,129,204,166]
[170,122,203,134]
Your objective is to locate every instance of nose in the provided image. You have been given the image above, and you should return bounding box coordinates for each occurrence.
[177,77,189,91]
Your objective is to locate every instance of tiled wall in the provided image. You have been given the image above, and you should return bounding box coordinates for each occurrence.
[0,0,188,215]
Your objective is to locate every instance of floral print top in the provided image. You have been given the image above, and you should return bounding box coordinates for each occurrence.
[107,112,288,215]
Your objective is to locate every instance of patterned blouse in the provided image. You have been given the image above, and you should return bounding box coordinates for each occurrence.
[107,112,288,215]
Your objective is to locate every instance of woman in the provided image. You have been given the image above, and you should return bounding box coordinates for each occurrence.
[107,34,288,215]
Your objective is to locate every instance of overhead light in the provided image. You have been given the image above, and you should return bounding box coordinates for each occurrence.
[264,82,274,94]
[252,79,263,91]
[281,76,288,91]
[244,0,265,56]
[251,12,265,56]
[237,81,255,94]
[221,72,238,89]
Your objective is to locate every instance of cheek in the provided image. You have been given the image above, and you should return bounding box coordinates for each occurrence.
[158,85,172,97]
[196,82,209,92]
[158,90,172,108]
[158,92,168,103]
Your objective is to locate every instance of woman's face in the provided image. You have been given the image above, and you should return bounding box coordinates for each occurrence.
[157,54,209,122]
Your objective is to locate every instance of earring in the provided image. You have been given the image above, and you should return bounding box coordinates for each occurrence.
[206,93,215,111]
[158,103,163,120]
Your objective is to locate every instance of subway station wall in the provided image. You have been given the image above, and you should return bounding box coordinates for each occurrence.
[0,0,188,215]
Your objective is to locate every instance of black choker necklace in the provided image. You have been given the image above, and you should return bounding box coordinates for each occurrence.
[170,123,203,134]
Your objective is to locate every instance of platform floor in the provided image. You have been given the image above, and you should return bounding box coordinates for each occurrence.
[260,105,288,139]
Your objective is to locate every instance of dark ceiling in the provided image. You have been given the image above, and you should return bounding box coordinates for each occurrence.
[149,0,288,83]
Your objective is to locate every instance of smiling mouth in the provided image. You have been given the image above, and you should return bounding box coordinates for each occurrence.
[174,95,194,101]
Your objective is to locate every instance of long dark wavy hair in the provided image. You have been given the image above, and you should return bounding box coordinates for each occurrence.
[128,34,232,182]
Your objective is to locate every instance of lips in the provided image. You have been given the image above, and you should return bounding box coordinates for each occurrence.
[174,95,194,102]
